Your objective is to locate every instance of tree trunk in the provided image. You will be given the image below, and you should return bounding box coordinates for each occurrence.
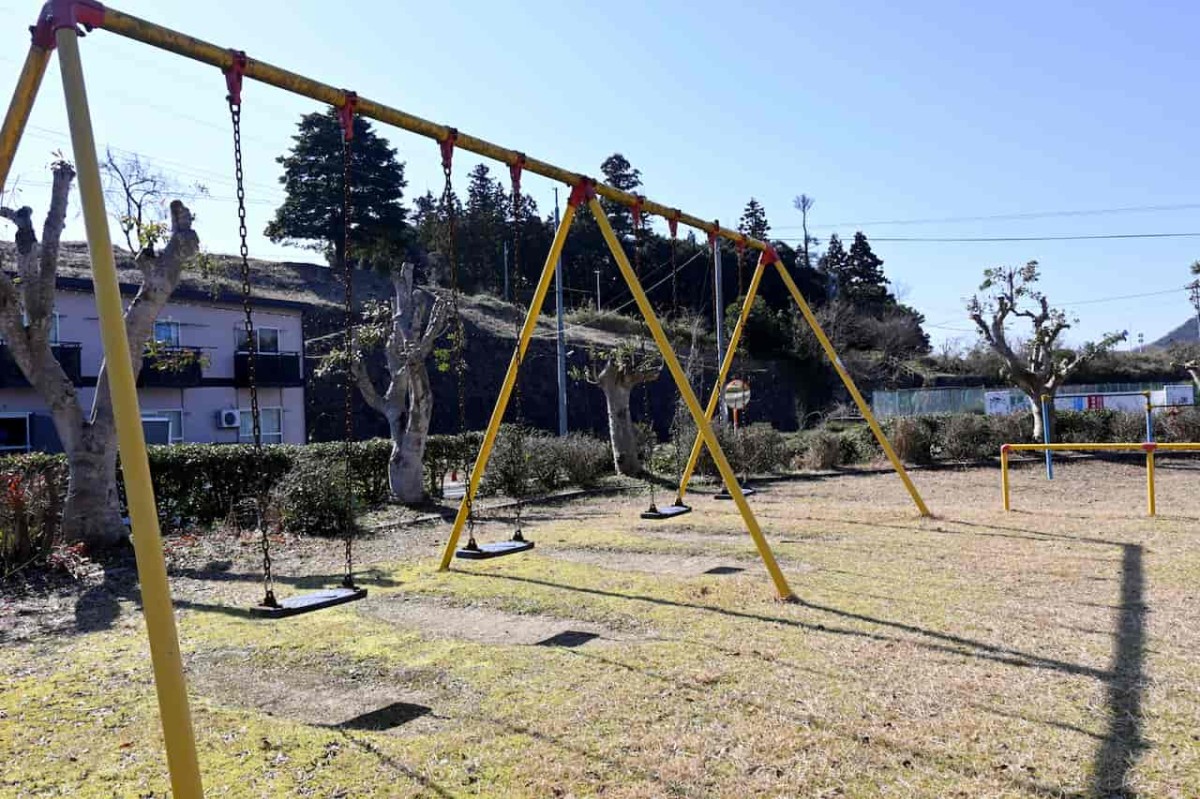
[62,437,124,549]
[1029,393,1056,443]
[390,362,434,503]
[600,377,641,475]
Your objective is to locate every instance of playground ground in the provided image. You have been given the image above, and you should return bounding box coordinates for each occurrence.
[2,457,1199,798]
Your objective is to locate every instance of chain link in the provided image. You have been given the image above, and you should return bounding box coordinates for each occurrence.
[509,172,527,539]
[228,101,277,608]
[341,135,357,588]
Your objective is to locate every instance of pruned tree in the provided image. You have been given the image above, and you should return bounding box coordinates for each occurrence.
[323,262,449,503]
[576,341,662,475]
[792,194,817,271]
[0,160,200,550]
[101,148,207,254]
[968,261,1126,440]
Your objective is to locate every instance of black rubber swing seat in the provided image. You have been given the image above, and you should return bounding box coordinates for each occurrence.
[714,486,758,500]
[455,539,536,560]
[249,587,368,619]
[640,503,692,520]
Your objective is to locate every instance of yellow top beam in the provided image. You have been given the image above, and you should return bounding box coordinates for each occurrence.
[90,6,768,251]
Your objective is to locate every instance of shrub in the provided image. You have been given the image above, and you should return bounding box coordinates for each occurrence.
[938,413,997,461]
[889,417,935,464]
[272,454,360,538]
[838,425,881,464]
[1110,411,1151,443]
[987,412,1033,447]
[0,468,65,575]
[1160,408,1200,443]
[145,443,294,525]
[803,430,842,470]
[738,423,789,474]
[1057,409,1118,443]
[302,440,392,507]
[551,433,612,488]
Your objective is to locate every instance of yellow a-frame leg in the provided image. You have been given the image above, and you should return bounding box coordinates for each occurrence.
[438,190,579,570]
[0,43,51,191]
[772,260,931,516]
[588,194,794,600]
[56,27,205,799]
[675,253,768,503]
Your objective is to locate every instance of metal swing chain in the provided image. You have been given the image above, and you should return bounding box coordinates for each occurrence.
[229,94,274,607]
[508,163,527,541]
[340,130,357,589]
[734,240,749,485]
[632,204,658,511]
[667,223,687,502]
[441,135,477,549]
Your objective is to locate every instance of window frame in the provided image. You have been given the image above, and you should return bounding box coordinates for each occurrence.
[236,326,281,354]
[239,406,283,445]
[144,408,184,444]
[0,412,32,453]
[153,319,181,347]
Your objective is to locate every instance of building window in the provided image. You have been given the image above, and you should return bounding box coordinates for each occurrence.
[154,320,181,347]
[236,327,280,354]
[9,311,59,344]
[240,407,282,444]
[0,413,30,452]
[145,409,184,444]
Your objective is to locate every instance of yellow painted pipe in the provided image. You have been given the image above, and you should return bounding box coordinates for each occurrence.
[589,196,795,601]
[0,44,51,193]
[94,7,762,251]
[772,261,931,517]
[1003,442,1200,452]
[675,255,768,502]
[1146,451,1156,517]
[56,28,204,799]
[438,202,578,570]
[1001,447,1011,511]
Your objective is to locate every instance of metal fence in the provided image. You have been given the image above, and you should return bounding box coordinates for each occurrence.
[872,382,1187,418]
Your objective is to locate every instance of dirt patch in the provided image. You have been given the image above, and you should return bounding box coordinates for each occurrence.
[361,595,637,647]
[188,656,448,737]
[544,548,761,577]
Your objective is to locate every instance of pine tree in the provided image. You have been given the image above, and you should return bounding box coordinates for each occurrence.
[842,231,891,312]
[266,108,408,266]
[818,233,848,301]
[738,198,770,240]
[599,153,642,239]
[462,163,507,292]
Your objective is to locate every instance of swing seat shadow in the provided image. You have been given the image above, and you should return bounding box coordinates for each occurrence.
[331,701,433,732]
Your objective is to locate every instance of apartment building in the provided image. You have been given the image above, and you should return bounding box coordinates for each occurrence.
[0,275,307,452]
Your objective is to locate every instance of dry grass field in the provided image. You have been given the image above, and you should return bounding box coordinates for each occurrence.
[2,457,1199,797]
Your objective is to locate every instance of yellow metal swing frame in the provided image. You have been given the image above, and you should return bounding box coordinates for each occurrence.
[0,4,932,795]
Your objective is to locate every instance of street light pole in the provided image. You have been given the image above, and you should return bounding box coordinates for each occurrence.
[594,269,601,311]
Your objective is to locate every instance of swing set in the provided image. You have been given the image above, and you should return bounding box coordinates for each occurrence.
[0,3,932,795]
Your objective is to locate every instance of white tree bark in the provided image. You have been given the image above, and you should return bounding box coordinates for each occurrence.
[0,162,199,549]
[593,360,660,475]
[349,262,449,503]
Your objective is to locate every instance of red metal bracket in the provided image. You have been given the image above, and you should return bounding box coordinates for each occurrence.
[1000,444,1011,454]
[667,210,681,239]
[224,50,247,106]
[735,235,747,254]
[568,178,596,208]
[631,195,645,231]
[509,153,526,197]
[31,0,105,48]
[761,244,780,266]
[338,91,358,142]
[1141,442,1157,453]
[439,127,458,171]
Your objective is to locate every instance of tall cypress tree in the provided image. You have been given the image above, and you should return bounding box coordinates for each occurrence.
[842,231,891,312]
[599,153,642,239]
[462,163,507,292]
[738,198,770,240]
[266,108,408,266]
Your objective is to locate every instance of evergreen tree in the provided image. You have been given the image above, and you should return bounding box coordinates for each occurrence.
[462,163,507,292]
[818,233,848,301]
[266,108,408,266]
[599,153,642,239]
[738,197,770,240]
[841,231,891,312]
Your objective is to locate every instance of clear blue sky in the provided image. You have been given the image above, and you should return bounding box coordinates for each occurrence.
[1,0,1197,349]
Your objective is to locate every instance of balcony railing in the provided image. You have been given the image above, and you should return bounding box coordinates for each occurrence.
[235,350,303,387]
[0,342,82,388]
[140,346,204,388]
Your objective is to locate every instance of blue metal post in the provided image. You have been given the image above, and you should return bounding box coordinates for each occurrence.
[1041,394,1053,480]
[1144,391,1154,443]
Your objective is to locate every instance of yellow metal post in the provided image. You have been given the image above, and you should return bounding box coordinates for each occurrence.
[1001,446,1011,511]
[1146,449,1156,517]
[0,44,52,192]
[438,201,578,570]
[675,255,767,502]
[55,28,204,799]
[772,260,931,516]
[589,196,795,600]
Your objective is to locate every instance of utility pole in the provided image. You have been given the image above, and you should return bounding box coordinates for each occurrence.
[554,188,568,436]
[713,234,726,424]
[502,241,510,302]
[594,269,602,311]
[1190,279,1200,341]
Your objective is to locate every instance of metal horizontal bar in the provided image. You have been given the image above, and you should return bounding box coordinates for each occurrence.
[1004,442,1200,452]
[95,6,767,251]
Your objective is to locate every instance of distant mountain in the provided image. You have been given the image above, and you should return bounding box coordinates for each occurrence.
[1152,316,1200,348]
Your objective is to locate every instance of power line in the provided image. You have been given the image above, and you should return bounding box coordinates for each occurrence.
[774,202,1200,230]
[775,232,1200,244]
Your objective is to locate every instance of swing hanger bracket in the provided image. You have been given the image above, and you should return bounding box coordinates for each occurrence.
[509,152,526,196]
[735,235,747,254]
[224,49,247,106]
[440,127,459,171]
[631,194,646,230]
[30,0,105,49]
[761,244,780,266]
[338,91,358,142]
[568,178,596,208]
[667,209,681,239]
[707,221,720,249]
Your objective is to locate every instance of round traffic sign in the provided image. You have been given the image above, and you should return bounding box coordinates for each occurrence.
[724,378,751,410]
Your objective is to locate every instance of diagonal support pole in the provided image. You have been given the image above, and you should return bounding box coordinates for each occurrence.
[438,194,579,570]
[0,43,52,193]
[588,194,795,601]
[772,260,931,516]
[676,253,768,503]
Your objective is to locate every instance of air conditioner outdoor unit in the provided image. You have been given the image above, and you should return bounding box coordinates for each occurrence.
[217,409,241,429]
